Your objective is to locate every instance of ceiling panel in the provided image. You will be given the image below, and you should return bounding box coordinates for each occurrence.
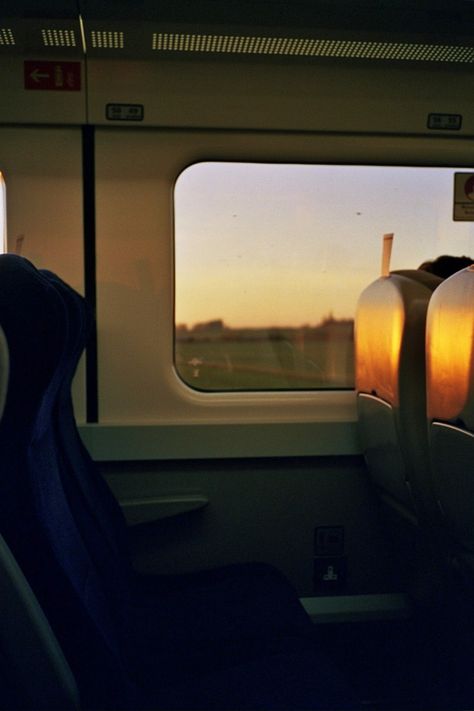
[1,1,474,60]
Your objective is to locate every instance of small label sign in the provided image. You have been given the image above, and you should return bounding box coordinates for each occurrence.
[24,61,81,91]
[427,113,462,131]
[106,104,144,121]
[453,173,474,221]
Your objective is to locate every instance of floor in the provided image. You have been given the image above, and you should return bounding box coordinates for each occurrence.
[316,610,474,710]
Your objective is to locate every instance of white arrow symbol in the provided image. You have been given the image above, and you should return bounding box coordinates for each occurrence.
[30,68,50,82]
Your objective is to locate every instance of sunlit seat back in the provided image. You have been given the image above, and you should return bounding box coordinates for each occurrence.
[426,265,474,569]
[355,270,442,524]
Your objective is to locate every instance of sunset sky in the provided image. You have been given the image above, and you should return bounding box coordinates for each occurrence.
[174,162,474,328]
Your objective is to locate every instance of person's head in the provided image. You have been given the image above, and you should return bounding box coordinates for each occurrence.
[418,255,473,279]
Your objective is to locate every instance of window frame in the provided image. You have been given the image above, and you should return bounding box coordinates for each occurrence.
[173,161,355,393]
[91,127,474,459]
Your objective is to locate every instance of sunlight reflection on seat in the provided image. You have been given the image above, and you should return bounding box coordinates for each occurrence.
[427,266,474,425]
[355,277,405,407]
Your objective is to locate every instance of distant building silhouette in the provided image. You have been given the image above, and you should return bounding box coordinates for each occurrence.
[192,319,225,333]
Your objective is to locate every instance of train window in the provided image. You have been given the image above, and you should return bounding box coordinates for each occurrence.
[174,162,474,392]
[0,172,6,253]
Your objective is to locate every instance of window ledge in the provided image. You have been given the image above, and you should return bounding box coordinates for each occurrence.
[78,419,361,461]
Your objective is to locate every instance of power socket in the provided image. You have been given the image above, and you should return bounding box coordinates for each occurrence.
[313,555,347,594]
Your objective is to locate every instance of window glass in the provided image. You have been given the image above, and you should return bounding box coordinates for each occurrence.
[174,163,474,391]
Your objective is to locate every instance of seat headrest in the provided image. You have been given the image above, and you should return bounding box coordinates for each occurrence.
[355,271,442,406]
[0,254,67,439]
[390,269,443,292]
[427,265,474,431]
[0,325,8,422]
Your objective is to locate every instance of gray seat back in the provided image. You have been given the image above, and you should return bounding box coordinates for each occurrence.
[355,269,442,524]
[426,265,474,568]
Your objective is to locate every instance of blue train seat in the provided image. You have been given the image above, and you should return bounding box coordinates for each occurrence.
[0,254,356,710]
[0,323,79,709]
[426,265,474,575]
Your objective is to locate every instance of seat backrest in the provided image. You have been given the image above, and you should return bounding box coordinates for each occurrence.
[355,269,442,524]
[426,265,474,565]
[0,254,134,708]
[41,271,129,566]
[0,322,80,709]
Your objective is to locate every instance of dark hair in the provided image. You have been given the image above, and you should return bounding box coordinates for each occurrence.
[418,255,474,279]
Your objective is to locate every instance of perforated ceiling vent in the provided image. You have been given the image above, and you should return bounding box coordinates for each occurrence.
[41,28,77,47]
[0,28,15,46]
[151,32,474,63]
[91,30,124,49]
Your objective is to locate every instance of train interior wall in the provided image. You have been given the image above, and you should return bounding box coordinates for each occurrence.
[1,41,474,708]
[0,121,416,598]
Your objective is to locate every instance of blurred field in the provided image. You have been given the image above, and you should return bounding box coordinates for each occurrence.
[175,337,355,391]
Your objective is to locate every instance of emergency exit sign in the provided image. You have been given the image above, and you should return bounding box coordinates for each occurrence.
[24,61,81,91]
[454,173,474,221]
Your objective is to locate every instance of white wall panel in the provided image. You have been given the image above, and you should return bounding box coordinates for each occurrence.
[88,57,474,135]
[0,127,86,420]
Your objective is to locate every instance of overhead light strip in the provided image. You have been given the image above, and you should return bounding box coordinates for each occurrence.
[91,30,124,49]
[0,28,15,46]
[151,32,474,63]
[41,28,77,48]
